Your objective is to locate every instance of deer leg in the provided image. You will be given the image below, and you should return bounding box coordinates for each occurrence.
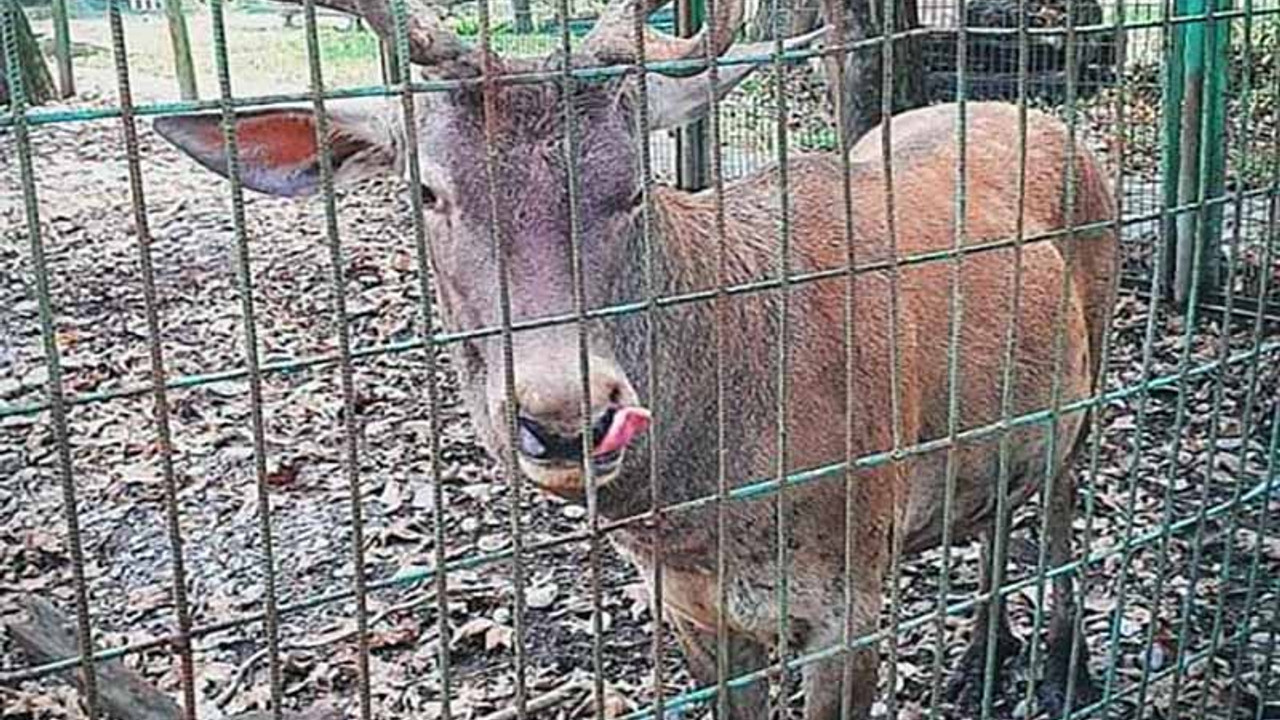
[800,507,889,720]
[1035,465,1099,718]
[669,614,770,720]
[799,608,882,720]
[946,519,1023,709]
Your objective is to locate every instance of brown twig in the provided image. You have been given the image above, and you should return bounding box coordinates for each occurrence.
[211,587,470,709]
[476,676,593,720]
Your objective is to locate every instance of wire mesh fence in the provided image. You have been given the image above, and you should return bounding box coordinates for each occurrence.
[2,0,1279,718]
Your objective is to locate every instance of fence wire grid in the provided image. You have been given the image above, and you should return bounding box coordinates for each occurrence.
[1,0,1279,719]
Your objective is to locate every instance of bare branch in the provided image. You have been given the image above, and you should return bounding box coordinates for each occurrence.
[582,0,748,63]
[274,0,475,69]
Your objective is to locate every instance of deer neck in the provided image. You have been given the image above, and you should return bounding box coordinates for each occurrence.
[596,185,775,529]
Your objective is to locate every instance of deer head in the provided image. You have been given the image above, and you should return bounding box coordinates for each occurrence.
[153,0,825,498]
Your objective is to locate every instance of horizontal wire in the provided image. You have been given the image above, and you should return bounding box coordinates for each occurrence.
[5,5,1280,129]
[614,578,1277,720]
[10,486,1269,703]
[3,7,1277,713]
[3,335,1275,684]
[4,186,1276,421]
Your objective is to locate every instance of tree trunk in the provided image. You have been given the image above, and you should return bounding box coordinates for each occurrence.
[51,0,74,97]
[1,3,56,108]
[164,0,199,100]
[512,0,534,33]
[820,0,926,143]
[747,0,824,41]
[7,595,346,720]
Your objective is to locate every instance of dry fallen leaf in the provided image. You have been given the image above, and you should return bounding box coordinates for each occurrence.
[369,621,421,651]
[265,456,306,487]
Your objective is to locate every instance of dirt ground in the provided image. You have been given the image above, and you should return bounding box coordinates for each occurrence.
[3,13,1280,720]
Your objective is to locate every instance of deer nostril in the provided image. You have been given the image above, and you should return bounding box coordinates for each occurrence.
[516,410,619,463]
[591,407,616,449]
[517,416,551,460]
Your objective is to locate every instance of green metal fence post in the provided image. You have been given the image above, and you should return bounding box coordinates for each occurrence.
[50,0,73,97]
[1166,0,1231,307]
[164,0,198,100]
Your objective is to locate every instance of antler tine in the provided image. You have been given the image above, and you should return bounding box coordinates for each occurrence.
[285,0,475,69]
[582,0,747,64]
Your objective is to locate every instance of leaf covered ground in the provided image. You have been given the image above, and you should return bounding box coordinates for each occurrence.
[3,26,1280,720]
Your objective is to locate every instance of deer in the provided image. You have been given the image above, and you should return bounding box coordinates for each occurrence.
[151,0,1119,716]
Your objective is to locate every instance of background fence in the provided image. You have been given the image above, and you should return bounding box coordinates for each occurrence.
[2,0,1280,718]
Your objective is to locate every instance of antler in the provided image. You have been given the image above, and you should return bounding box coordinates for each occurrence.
[288,0,475,69]
[581,0,747,64]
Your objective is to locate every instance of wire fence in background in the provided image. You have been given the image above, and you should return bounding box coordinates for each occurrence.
[2,0,1279,718]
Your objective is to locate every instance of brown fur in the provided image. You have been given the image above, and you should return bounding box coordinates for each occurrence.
[155,93,1117,718]
[592,101,1118,718]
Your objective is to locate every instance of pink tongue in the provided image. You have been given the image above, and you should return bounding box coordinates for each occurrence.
[593,407,652,457]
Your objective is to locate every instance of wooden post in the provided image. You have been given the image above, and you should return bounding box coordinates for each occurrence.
[1174,0,1204,306]
[380,38,402,84]
[164,0,198,100]
[1159,0,1186,302]
[1197,0,1229,296]
[50,0,74,97]
[675,0,709,190]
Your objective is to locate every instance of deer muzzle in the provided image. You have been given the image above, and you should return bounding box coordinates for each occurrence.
[515,405,651,496]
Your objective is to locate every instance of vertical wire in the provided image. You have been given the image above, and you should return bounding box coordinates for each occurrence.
[836,2,862,719]
[553,7,605,720]
[1130,0,1224,709]
[977,0,1033,712]
[870,5,911,717]
[1022,44,1082,720]
[925,3,971,714]
[1167,0,1249,708]
[694,0,732,715]
[0,9,100,720]
[1255,566,1280,720]
[104,1,197,716]
[1045,2,1091,714]
[1234,402,1280,720]
[1223,39,1280,715]
[625,3,668,718]
[768,0,795,708]
[298,3,373,718]
[1022,272,1078,718]
[1061,1,1132,716]
[207,1,286,715]
[383,0,453,714]
[875,5,911,719]
[1099,0,1179,703]
[477,0,530,715]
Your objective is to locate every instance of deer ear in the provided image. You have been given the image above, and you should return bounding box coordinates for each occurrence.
[153,102,400,197]
[645,26,828,131]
